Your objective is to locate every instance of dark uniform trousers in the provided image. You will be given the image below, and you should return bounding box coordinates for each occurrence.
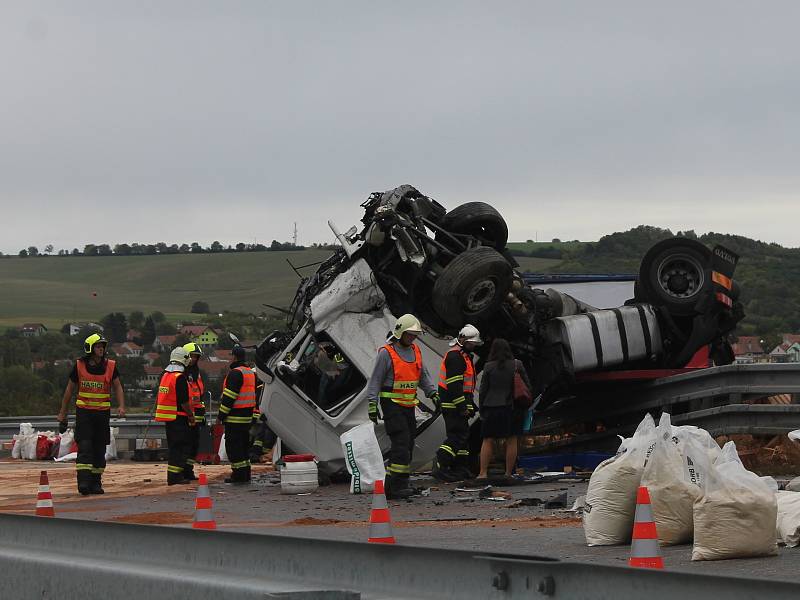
[165,416,191,484]
[225,423,252,482]
[380,399,416,494]
[185,408,205,476]
[249,420,278,462]
[437,409,470,470]
[75,407,110,489]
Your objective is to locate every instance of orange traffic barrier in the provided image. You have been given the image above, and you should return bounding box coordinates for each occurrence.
[367,479,395,544]
[193,473,217,530]
[35,470,55,517]
[629,486,664,569]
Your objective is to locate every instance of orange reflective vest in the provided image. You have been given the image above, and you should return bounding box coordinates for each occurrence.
[75,359,116,411]
[187,373,205,412]
[226,366,257,410]
[378,343,423,408]
[155,371,188,422]
[438,347,475,391]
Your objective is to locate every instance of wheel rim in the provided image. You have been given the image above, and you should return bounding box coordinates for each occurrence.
[464,279,497,313]
[655,253,705,300]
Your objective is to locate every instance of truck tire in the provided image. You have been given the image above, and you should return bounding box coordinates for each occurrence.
[432,247,513,328]
[637,238,712,316]
[438,202,509,250]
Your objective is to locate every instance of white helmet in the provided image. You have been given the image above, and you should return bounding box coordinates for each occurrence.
[169,347,192,367]
[451,324,482,347]
[389,313,423,340]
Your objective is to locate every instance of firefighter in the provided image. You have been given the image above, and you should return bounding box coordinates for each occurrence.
[182,342,206,481]
[367,314,438,500]
[57,333,126,495]
[432,324,482,482]
[155,347,195,485]
[217,345,256,484]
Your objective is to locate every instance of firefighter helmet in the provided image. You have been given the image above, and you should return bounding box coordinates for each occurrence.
[390,314,423,340]
[451,324,482,347]
[169,347,192,367]
[182,342,203,356]
[83,333,108,354]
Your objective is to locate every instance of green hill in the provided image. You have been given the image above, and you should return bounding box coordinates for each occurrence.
[0,250,333,329]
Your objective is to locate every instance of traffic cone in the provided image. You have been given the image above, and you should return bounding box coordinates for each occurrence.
[35,470,55,517]
[367,479,395,544]
[629,486,663,569]
[192,473,217,530]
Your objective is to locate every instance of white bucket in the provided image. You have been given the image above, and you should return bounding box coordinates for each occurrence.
[280,454,319,495]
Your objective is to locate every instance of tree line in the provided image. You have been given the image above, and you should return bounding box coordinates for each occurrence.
[9,240,338,258]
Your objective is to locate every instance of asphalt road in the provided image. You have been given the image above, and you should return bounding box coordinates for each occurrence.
[10,463,797,584]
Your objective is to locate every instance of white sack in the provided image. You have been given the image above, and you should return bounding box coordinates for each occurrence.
[340,422,386,494]
[11,436,22,459]
[642,414,703,545]
[20,434,38,460]
[58,430,74,459]
[218,433,228,463]
[776,491,800,548]
[788,430,800,442]
[692,441,778,560]
[19,423,34,436]
[583,414,657,545]
[105,427,119,460]
[54,452,77,462]
[786,476,800,492]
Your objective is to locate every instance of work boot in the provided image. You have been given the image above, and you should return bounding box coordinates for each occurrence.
[77,471,92,496]
[89,473,104,494]
[224,477,250,485]
[431,458,462,483]
[452,465,473,480]
[385,476,414,500]
[184,470,198,481]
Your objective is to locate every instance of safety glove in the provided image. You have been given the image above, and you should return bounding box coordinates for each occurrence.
[368,400,379,423]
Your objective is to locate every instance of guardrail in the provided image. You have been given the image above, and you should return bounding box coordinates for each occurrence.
[0,513,797,599]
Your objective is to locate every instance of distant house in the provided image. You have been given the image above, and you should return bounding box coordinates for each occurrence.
[180,325,220,348]
[789,343,800,363]
[732,336,766,364]
[18,323,47,337]
[137,365,164,389]
[153,335,177,352]
[110,342,143,358]
[66,322,104,336]
[200,360,231,382]
[770,343,792,363]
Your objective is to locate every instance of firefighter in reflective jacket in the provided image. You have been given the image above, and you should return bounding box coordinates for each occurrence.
[366,314,438,500]
[432,324,482,482]
[182,342,206,481]
[217,345,256,484]
[58,333,126,495]
[155,347,195,485]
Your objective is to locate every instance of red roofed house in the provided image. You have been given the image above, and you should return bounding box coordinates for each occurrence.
[153,335,177,352]
[137,365,164,389]
[18,323,47,337]
[781,333,800,346]
[732,336,765,364]
[179,325,219,348]
[200,360,231,382]
[770,342,792,363]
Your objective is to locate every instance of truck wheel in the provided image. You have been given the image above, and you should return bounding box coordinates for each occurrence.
[438,202,509,250]
[432,247,513,327]
[637,238,712,316]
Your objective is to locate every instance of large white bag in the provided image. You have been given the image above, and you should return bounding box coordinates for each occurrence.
[58,430,75,459]
[218,433,228,463]
[776,491,800,547]
[584,414,657,545]
[105,427,119,460]
[340,422,386,494]
[692,441,778,560]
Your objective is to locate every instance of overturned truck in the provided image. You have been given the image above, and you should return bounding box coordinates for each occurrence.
[255,185,745,475]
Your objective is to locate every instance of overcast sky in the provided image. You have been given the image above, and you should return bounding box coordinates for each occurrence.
[1,1,798,254]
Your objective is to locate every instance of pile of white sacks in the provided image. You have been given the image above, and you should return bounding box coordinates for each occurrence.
[11,423,118,462]
[583,413,800,560]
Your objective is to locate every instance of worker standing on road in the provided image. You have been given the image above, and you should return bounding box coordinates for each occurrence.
[217,345,257,484]
[57,333,126,495]
[432,324,482,482]
[367,314,438,500]
[155,347,195,485]
[182,342,206,481]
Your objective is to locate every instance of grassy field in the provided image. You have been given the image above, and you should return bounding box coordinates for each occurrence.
[0,248,562,329]
[0,251,333,329]
[506,240,587,253]
[512,256,562,272]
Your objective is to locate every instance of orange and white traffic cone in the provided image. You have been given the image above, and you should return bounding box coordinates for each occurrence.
[367,479,395,544]
[192,473,217,530]
[35,470,55,517]
[629,485,663,569]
